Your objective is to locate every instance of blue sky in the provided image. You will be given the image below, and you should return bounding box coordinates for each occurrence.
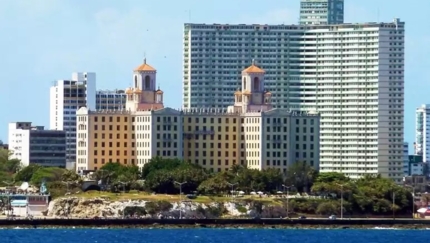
[1,0,429,148]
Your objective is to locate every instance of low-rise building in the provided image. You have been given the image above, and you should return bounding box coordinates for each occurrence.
[8,122,66,168]
[407,155,424,176]
[0,140,8,150]
[76,60,320,173]
[96,89,126,110]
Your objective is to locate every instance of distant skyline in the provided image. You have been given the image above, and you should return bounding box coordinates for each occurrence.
[1,0,429,149]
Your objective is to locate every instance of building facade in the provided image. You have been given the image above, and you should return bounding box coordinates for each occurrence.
[77,61,320,173]
[406,155,424,176]
[403,142,409,176]
[299,0,344,25]
[50,72,128,169]
[415,104,430,161]
[183,19,405,181]
[49,72,96,167]
[8,122,66,168]
[96,89,127,110]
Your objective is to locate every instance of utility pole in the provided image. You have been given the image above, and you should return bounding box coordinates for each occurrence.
[174,181,187,219]
[282,184,292,218]
[227,182,238,201]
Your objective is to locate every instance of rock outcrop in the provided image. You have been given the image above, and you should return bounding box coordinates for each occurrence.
[47,197,253,218]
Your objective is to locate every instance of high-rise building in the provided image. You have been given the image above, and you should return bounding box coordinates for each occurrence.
[76,61,321,173]
[183,19,405,181]
[50,73,128,169]
[8,122,66,168]
[299,0,344,25]
[50,72,96,168]
[96,90,127,110]
[415,104,430,161]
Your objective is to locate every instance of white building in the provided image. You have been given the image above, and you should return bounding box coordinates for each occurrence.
[183,19,405,181]
[299,0,344,25]
[403,142,409,176]
[50,73,127,169]
[96,89,126,110]
[415,104,430,161]
[8,122,66,168]
[50,72,96,168]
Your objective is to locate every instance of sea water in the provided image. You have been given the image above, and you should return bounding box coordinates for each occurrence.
[0,228,428,243]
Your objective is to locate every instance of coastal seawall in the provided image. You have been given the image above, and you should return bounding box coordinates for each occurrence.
[1,218,429,228]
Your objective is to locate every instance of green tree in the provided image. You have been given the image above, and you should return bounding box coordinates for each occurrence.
[315,172,349,183]
[30,167,65,186]
[197,172,231,195]
[143,157,208,194]
[284,161,318,192]
[15,164,40,182]
[141,157,184,179]
[94,162,140,188]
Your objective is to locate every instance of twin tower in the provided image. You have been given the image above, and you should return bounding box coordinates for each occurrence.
[125,59,272,113]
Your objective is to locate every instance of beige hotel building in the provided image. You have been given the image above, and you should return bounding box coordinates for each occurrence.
[76,60,320,173]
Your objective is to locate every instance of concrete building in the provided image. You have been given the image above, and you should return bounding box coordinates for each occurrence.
[299,0,344,25]
[406,155,424,176]
[96,89,126,110]
[50,73,128,169]
[76,61,320,173]
[8,122,66,168]
[183,19,405,181]
[415,104,430,161]
[403,142,409,176]
[50,72,96,168]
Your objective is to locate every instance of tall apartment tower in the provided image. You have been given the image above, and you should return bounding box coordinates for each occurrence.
[183,19,405,182]
[415,104,430,162]
[299,0,344,25]
[49,72,96,168]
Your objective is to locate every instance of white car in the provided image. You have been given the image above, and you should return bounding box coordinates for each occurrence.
[329,215,337,220]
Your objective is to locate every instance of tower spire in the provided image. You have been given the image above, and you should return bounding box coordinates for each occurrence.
[144,52,146,64]
[252,59,255,65]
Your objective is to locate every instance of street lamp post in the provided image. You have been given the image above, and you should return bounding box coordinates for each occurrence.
[174,181,187,219]
[226,182,238,201]
[282,184,292,218]
[336,183,345,220]
[392,190,396,220]
[3,180,14,217]
[405,184,416,219]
